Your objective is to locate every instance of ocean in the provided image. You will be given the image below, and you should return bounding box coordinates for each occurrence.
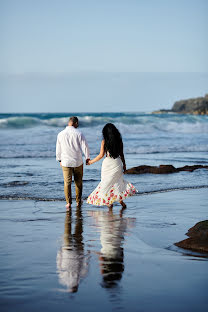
[0,112,207,202]
[1,112,208,312]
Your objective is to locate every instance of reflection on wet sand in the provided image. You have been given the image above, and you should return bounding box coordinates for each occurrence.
[56,208,88,292]
[89,209,136,289]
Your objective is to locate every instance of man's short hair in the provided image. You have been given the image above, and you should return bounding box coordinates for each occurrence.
[69,116,79,125]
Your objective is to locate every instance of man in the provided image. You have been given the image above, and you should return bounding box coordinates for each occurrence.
[56,116,90,210]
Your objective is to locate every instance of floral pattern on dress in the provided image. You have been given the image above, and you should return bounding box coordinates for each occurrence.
[87,182,137,206]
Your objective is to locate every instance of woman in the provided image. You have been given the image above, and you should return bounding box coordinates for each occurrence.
[87,123,137,208]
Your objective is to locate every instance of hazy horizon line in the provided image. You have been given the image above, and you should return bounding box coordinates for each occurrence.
[1,71,208,77]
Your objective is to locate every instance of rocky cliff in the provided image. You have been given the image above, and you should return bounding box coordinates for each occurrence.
[153,94,208,115]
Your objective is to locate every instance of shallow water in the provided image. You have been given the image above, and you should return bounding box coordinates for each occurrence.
[0,189,208,312]
[0,112,208,201]
[0,112,208,310]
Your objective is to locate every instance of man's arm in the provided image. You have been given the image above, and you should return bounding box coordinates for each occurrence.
[80,133,90,161]
[56,135,62,163]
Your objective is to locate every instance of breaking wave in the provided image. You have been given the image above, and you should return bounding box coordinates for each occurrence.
[0,113,208,133]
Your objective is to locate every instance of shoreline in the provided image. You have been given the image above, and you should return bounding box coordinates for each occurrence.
[1,184,208,202]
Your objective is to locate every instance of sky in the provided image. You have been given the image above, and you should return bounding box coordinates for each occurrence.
[0,0,207,112]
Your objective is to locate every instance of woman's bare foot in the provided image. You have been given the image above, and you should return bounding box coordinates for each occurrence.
[120,208,125,217]
[119,201,126,209]
[66,203,71,211]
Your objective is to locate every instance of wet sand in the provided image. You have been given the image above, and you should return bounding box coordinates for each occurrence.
[0,188,208,312]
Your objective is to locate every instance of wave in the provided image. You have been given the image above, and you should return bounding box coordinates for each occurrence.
[1,181,29,187]
[125,145,208,154]
[0,116,41,128]
[0,113,208,133]
[1,146,208,159]
[0,185,207,201]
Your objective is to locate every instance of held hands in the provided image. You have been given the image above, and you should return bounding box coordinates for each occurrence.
[86,159,91,165]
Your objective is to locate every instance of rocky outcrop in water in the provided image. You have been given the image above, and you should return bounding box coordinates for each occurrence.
[125,164,208,174]
[175,220,208,253]
[153,94,208,115]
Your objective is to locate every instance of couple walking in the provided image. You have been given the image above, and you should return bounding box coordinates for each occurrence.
[56,116,136,210]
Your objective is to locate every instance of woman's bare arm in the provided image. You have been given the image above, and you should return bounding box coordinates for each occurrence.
[89,140,105,165]
[120,141,126,172]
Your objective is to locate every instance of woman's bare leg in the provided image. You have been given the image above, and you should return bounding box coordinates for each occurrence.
[119,200,126,209]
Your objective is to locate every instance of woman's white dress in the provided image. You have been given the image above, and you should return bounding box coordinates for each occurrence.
[87,155,136,206]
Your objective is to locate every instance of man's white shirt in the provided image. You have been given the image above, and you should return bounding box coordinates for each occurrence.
[56,126,90,167]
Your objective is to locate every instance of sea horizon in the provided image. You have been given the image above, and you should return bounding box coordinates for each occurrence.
[1,72,208,113]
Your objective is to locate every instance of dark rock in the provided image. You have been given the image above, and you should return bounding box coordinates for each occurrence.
[152,109,171,114]
[153,94,208,115]
[158,165,176,173]
[125,164,208,174]
[125,165,177,174]
[172,94,208,115]
[186,220,208,240]
[176,165,208,172]
[175,221,208,253]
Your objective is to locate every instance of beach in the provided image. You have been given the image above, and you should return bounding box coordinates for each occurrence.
[0,112,208,311]
[0,188,208,312]
[1,0,208,309]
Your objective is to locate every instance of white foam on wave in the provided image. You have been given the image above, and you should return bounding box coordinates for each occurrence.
[125,144,208,154]
[43,117,69,127]
[116,120,208,134]
[0,114,208,133]
[0,119,8,127]
[0,116,41,128]
[162,121,208,133]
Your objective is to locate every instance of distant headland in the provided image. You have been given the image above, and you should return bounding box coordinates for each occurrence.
[153,94,208,115]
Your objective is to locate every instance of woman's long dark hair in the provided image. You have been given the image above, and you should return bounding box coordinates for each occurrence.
[102,123,122,158]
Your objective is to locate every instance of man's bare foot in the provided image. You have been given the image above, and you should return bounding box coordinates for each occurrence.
[66,203,71,211]
[119,201,126,209]
[76,200,83,208]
